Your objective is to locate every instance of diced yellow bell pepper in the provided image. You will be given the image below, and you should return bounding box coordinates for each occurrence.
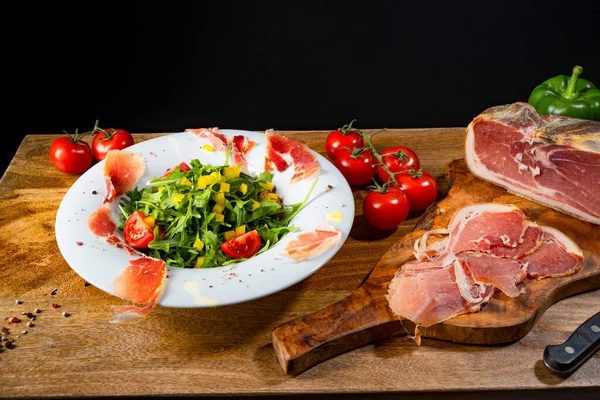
[193,238,204,251]
[239,183,247,195]
[214,213,224,223]
[223,166,240,179]
[259,181,274,191]
[172,193,185,206]
[223,230,236,241]
[196,172,218,189]
[251,200,261,211]
[265,193,279,201]
[213,191,225,204]
[220,182,230,193]
[235,225,246,235]
[213,203,225,214]
[194,257,205,268]
[202,144,214,152]
[179,177,193,187]
[144,216,156,227]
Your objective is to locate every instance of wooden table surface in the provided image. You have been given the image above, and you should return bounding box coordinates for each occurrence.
[1,129,598,399]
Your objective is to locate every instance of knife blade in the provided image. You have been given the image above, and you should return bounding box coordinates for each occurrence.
[543,311,600,377]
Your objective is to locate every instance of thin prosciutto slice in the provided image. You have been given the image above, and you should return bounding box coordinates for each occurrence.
[264,129,320,184]
[185,127,227,151]
[103,150,145,204]
[110,257,167,322]
[520,226,584,279]
[228,134,256,173]
[87,204,116,237]
[283,223,341,261]
[386,266,494,327]
[455,252,527,298]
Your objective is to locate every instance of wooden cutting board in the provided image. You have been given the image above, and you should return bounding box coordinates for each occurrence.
[272,158,600,375]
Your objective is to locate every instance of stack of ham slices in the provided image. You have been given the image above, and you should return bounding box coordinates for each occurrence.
[386,203,584,329]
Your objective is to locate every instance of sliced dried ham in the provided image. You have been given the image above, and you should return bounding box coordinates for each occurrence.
[455,252,527,298]
[228,134,256,174]
[520,226,584,279]
[387,202,585,333]
[103,150,145,204]
[110,257,167,322]
[283,222,341,261]
[386,266,494,327]
[264,129,320,184]
[87,204,116,237]
[185,127,227,151]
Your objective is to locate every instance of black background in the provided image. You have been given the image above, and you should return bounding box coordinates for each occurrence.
[4,0,600,176]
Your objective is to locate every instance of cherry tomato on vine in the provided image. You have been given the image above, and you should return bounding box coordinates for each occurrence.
[123,211,165,248]
[362,187,410,231]
[221,230,261,259]
[325,119,364,160]
[334,147,377,186]
[391,171,439,211]
[376,146,420,184]
[92,128,135,161]
[49,135,94,175]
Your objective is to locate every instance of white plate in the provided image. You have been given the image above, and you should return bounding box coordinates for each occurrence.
[55,130,354,308]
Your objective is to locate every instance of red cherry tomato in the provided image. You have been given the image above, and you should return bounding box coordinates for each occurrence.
[221,230,262,259]
[49,136,94,175]
[123,211,164,248]
[391,171,439,211]
[333,148,377,186]
[376,146,421,184]
[325,120,364,160]
[362,187,410,231]
[160,162,192,178]
[92,128,135,161]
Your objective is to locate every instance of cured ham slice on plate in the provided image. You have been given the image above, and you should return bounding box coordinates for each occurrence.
[283,223,341,261]
[103,150,145,204]
[110,257,167,323]
[264,129,320,184]
[228,134,256,174]
[185,127,228,151]
[386,202,584,331]
[87,204,117,237]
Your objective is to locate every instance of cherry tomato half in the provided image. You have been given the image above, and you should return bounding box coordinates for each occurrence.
[391,171,439,211]
[92,128,135,161]
[49,136,94,175]
[123,211,164,248]
[160,162,192,178]
[376,146,421,184]
[325,128,364,160]
[221,230,261,259]
[362,187,410,231]
[334,148,377,186]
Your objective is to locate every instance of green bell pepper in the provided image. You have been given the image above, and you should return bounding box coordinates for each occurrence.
[527,65,600,121]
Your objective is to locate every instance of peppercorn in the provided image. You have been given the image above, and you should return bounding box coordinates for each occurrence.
[5,340,13,349]
[26,312,34,319]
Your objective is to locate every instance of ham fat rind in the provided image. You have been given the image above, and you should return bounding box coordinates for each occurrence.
[386,203,584,330]
[465,102,600,225]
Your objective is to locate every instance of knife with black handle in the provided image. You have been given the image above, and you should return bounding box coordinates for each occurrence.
[543,311,600,377]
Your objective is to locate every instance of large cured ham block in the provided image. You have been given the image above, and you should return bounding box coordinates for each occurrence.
[271,158,600,375]
[465,102,600,225]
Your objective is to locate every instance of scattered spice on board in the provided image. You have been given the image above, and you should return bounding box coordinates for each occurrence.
[76,241,83,246]
[52,303,61,309]
[50,288,58,296]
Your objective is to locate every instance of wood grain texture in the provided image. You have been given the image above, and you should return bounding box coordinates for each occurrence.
[0,130,598,398]
[272,159,600,375]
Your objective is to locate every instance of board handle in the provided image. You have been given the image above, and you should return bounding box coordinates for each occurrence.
[272,286,401,375]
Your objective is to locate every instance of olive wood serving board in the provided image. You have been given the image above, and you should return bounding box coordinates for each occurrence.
[272,158,600,375]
